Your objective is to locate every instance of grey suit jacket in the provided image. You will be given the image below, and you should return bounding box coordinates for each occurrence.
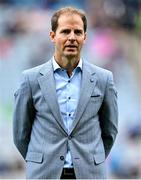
[13,58,118,179]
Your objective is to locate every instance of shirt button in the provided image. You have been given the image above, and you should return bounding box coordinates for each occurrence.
[68,80,70,83]
[69,113,71,116]
[60,156,64,161]
[68,97,71,100]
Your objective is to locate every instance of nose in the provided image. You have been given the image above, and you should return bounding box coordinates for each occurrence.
[68,32,75,41]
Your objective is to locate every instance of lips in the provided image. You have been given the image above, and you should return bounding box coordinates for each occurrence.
[65,45,77,48]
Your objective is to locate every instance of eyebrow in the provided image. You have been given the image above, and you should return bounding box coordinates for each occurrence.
[61,29,70,32]
[60,28,83,32]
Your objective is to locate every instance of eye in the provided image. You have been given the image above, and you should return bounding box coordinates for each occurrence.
[74,30,83,35]
[61,29,70,34]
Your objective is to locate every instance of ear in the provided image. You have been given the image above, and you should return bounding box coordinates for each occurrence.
[83,32,87,44]
[50,31,56,43]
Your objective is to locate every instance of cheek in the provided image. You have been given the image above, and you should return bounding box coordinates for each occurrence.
[55,38,65,46]
[78,38,86,44]
[78,40,85,48]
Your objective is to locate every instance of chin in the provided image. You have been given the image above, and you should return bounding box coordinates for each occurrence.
[64,52,78,58]
[66,54,77,59]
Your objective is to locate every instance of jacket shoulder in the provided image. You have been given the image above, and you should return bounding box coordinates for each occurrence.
[84,60,112,77]
[23,62,47,75]
[22,60,51,80]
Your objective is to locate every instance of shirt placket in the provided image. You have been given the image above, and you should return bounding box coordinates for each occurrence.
[65,78,72,133]
[65,70,77,133]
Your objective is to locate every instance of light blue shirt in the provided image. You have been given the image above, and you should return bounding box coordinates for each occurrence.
[52,57,82,168]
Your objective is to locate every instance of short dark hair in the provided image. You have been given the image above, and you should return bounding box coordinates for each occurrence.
[51,7,87,33]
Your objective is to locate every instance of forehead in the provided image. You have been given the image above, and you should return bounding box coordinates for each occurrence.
[57,13,84,29]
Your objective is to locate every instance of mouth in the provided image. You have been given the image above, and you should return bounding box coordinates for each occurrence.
[65,45,77,50]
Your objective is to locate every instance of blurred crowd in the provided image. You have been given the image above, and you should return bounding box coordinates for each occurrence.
[0,0,141,178]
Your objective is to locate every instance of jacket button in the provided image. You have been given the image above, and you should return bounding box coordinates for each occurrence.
[60,156,64,160]
[68,135,72,140]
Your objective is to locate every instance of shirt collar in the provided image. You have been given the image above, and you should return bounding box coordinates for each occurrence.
[52,56,82,72]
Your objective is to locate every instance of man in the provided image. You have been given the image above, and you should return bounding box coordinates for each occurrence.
[13,7,118,179]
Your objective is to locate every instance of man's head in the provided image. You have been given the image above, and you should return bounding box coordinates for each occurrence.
[50,7,87,64]
[51,7,87,33]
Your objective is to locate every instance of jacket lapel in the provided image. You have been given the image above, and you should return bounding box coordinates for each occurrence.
[69,62,97,135]
[38,60,68,135]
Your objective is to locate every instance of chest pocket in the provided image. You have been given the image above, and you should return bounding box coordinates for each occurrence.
[90,94,103,102]
[86,92,103,117]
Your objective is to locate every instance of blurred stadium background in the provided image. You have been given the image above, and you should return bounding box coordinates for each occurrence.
[0,0,141,178]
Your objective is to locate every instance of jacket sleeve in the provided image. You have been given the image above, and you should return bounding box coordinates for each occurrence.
[13,71,35,159]
[99,72,118,158]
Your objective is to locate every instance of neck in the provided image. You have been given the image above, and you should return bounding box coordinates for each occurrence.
[55,55,80,77]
